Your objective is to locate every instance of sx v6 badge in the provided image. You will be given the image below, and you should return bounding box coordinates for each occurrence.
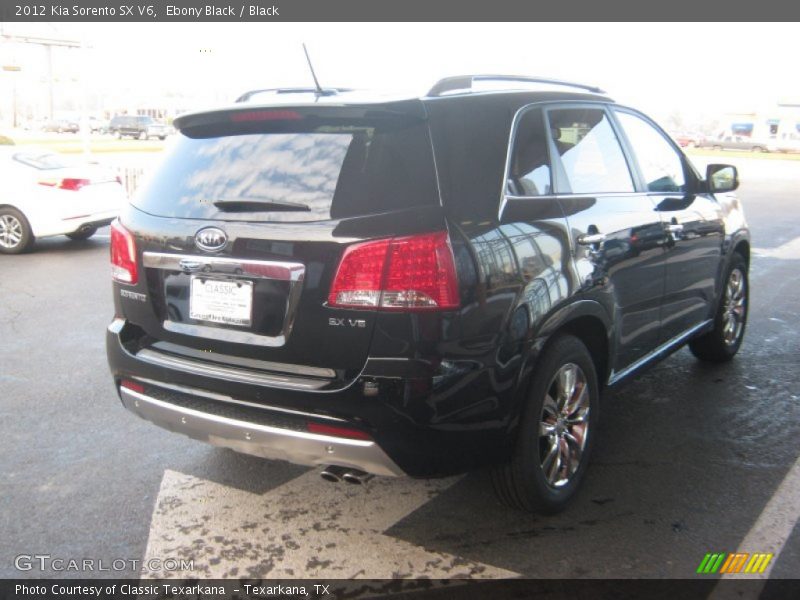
[329,317,366,328]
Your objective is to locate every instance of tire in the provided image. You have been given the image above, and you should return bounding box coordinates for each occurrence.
[689,253,748,362]
[712,145,723,151]
[0,207,35,254]
[491,334,600,514]
[158,136,166,141]
[66,226,97,241]
[752,146,764,153]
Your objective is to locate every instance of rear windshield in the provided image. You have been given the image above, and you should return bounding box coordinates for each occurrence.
[132,114,440,222]
[13,151,73,170]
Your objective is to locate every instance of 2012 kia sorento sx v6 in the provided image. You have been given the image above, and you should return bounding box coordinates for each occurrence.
[107,75,750,513]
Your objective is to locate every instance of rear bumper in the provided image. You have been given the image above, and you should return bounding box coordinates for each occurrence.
[119,383,405,476]
[107,317,512,477]
[34,209,120,238]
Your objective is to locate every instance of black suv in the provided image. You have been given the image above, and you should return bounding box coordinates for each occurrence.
[108,115,169,140]
[107,76,749,513]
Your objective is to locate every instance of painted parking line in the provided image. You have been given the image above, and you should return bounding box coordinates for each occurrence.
[143,468,518,579]
[753,236,800,260]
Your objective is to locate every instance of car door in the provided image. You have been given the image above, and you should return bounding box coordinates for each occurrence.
[613,108,725,345]
[543,104,668,373]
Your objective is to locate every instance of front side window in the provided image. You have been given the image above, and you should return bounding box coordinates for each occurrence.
[616,111,686,193]
[507,108,552,196]
[547,108,634,194]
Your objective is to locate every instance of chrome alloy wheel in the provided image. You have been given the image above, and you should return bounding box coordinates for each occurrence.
[539,362,590,488]
[723,268,746,345]
[0,214,23,249]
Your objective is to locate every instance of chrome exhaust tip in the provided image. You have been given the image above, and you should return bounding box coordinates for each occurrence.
[320,465,348,483]
[341,469,374,485]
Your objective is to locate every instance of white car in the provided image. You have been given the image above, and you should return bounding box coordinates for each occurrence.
[0,147,127,254]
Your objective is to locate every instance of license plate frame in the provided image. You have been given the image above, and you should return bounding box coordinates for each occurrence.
[189,276,253,327]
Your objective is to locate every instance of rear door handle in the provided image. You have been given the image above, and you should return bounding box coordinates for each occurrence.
[577,232,607,245]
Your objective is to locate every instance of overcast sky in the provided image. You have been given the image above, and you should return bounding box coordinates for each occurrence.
[2,22,798,122]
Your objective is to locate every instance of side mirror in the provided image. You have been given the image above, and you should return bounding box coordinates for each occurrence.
[706,164,739,193]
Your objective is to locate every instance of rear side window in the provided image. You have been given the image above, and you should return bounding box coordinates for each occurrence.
[507,108,551,196]
[615,111,686,193]
[547,108,634,194]
[132,115,439,222]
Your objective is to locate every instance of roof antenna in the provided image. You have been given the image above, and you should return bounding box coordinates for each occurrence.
[302,43,326,96]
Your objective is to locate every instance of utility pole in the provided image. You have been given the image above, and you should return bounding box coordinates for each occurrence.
[1,33,81,120]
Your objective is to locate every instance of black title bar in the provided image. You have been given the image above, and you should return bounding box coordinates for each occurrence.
[1,0,800,22]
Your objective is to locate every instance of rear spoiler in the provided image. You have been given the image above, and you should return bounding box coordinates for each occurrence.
[173,101,429,134]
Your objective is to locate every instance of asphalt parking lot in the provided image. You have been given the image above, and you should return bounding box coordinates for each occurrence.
[1,156,799,583]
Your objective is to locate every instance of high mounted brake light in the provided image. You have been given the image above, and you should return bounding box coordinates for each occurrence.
[110,220,138,285]
[229,110,303,123]
[328,231,460,311]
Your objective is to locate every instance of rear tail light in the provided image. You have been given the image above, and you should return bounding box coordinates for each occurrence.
[110,220,138,285]
[59,178,91,191]
[328,231,460,311]
[38,178,91,191]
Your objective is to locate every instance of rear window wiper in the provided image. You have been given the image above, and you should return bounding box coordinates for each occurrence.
[213,199,311,212]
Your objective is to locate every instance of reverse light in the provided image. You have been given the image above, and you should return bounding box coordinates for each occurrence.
[328,231,460,311]
[110,220,138,285]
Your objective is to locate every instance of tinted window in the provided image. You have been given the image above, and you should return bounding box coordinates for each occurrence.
[132,117,439,222]
[616,111,686,193]
[507,109,551,196]
[547,108,633,194]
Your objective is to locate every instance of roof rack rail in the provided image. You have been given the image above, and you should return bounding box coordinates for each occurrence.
[427,75,605,97]
[235,87,353,103]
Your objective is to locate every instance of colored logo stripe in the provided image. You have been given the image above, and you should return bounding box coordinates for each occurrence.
[697,552,774,574]
[697,553,727,574]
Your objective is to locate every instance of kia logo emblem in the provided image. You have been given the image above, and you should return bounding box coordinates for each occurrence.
[194,227,227,252]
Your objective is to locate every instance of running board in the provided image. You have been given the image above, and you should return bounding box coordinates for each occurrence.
[608,320,712,386]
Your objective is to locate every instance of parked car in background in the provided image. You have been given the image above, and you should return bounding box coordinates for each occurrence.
[701,132,770,152]
[109,115,169,140]
[0,147,127,253]
[768,132,800,154]
[42,118,79,134]
[671,131,705,148]
[107,75,750,514]
[88,117,110,134]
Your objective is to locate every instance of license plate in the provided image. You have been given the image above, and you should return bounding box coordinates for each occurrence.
[190,277,253,327]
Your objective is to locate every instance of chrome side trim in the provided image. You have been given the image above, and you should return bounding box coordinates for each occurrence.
[608,319,712,385]
[142,252,305,282]
[136,348,329,391]
[119,386,405,477]
[131,376,346,423]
